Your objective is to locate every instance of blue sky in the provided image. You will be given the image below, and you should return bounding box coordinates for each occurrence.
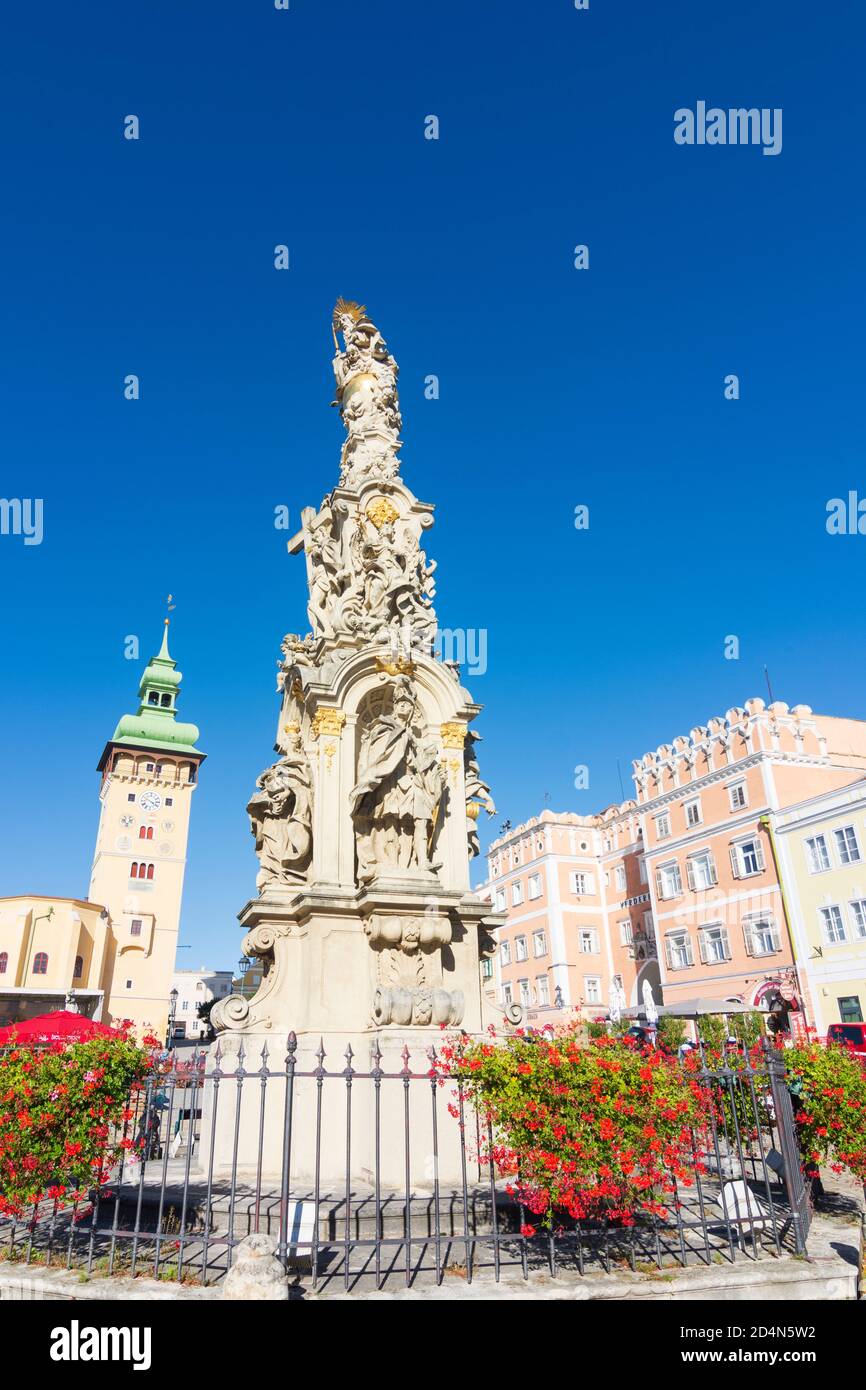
[1,0,864,966]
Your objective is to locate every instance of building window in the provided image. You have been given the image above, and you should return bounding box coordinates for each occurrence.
[33,952,49,975]
[536,975,550,1006]
[698,924,730,965]
[182,1001,189,1012]
[165,797,173,807]
[615,865,627,893]
[665,931,694,971]
[127,793,136,802]
[579,929,599,954]
[126,979,133,989]
[820,905,847,945]
[0,952,7,975]
[130,919,142,937]
[515,935,528,962]
[519,979,531,1008]
[481,957,493,979]
[686,850,717,891]
[684,798,702,828]
[527,873,542,900]
[583,976,602,1004]
[500,941,511,965]
[835,825,861,865]
[805,834,831,874]
[655,861,683,900]
[502,982,513,1005]
[139,825,154,840]
[743,915,780,956]
[495,889,506,912]
[73,955,83,979]
[730,837,765,878]
[512,882,523,907]
[643,912,655,941]
[570,872,595,896]
[848,900,866,940]
[654,812,671,840]
[532,930,547,957]
[619,920,633,946]
[728,781,748,811]
[839,996,863,1024]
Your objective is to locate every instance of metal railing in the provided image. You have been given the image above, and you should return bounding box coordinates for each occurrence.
[0,1036,811,1292]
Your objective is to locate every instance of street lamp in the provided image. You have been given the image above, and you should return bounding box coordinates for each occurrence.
[167,988,179,1050]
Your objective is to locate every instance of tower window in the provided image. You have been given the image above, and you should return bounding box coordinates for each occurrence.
[146,863,154,880]
[126,980,132,989]
[33,952,49,976]
[139,825,154,840]
[146,762,155,772]
[130,919,142,937]
[73,955,83,979]
[148,692,159,705]
[127,793,135,803]
[0,952,7,975]
[165,798,173,807]
[161,694,171,707]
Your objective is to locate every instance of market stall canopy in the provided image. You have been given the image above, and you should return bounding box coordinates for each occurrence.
[622,998,758,1020]
[0,1011,121,1045]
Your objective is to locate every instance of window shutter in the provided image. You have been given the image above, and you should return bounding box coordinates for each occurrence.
[664,936,674,968]
[698,932,709,964]
[686,859,696,891]
[655,870,665,900]
[743,923,754,956]
[755,840,766,872]
[708,856,718,885]
[729,845,740,879]
[685,937,695,966]
[721,931,731,961]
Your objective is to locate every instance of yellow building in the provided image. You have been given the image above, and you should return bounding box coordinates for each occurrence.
[0,896,111,1026]
[0,623,204,1039]
[774,776,866,1031]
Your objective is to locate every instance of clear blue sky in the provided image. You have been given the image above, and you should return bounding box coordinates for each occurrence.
[2,0,864,967]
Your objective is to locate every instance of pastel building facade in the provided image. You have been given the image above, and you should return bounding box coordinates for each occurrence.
[0,624,204,1040]
[170,966,234,1040]
[484,699,866,1028]
[773,776,866,1031]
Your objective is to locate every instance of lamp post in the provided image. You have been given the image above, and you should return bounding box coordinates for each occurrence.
[167,987,179,1050]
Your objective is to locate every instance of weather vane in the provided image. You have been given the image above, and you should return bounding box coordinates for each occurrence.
[165,593,176,626]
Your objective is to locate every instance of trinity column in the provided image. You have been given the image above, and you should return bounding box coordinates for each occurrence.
[208,302,506,1182]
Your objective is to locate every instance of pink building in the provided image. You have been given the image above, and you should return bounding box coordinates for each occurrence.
[484,699,866,1026]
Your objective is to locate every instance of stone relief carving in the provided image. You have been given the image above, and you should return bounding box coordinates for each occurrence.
[350,677,446,885]
[365,914,464,1027]
[246,730,313,891]
[463,729,496,858]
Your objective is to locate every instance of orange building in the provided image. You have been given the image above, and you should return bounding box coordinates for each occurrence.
[483,699,866,1027]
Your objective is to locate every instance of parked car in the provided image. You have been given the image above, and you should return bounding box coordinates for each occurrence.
[826,1022,866,1060]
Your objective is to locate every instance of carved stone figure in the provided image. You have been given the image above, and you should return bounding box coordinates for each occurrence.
[247,731,313,890]
[349,677,445,884]
[464,730,496,857]
[331,300,403,487]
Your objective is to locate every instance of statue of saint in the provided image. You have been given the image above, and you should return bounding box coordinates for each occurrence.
[349,678,445,883]
[247,730,313,890]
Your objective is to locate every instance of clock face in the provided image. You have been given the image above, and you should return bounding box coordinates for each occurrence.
[139,791,162,812]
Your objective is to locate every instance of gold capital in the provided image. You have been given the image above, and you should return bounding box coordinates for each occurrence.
[440,722,466,750]
[311,709,347,739]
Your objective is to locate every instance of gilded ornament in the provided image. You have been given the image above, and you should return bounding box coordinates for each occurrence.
[440,722,466,749]
[311,708,347,739]
[365,497,401,530]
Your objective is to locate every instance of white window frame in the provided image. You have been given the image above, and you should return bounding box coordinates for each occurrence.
[683,797,702,828]
[698,922,730,965]
[583,976,602,1005]
[618,919,633,946]
[742,913,781,957]
[536,975,550,1006]
[519,979,531,1008]
[502,982,513,1005]
[820,904,847,946]
[654,811,671,840]
[527,873,542,901]
[570,872,596,896]
[730,836,765,879]
[532,929,547,957]
[727,780,748,811]
[848,899,866,940]
[494,888,506,912]
[686,849,717,891]
[615,865,627,893]
[655,860,683,900]
[511,881,524,906]
[579,928,599,954]
[805,834,831,875]
[664,930,694,971]
[500,940,511,965]
[514,935,528,962]
[834,824,861,866]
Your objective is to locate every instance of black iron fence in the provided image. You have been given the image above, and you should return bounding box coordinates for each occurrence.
[0,1036,811,1292]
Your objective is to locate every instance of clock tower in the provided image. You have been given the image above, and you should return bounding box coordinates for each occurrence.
[89,622,204,1039]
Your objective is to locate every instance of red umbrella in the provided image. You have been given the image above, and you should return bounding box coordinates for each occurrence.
[0,1011,121,1046]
